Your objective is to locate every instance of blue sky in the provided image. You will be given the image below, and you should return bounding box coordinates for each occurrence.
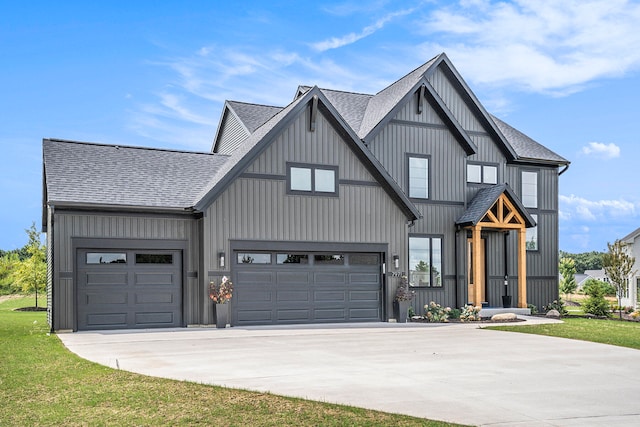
[1,0,640,253]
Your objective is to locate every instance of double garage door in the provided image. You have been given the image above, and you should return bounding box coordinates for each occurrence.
[76,249,182,330]
[233,251,382,326]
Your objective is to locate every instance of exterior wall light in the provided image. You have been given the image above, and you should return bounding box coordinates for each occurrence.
[219,252,226,269]
[393,255,399,270]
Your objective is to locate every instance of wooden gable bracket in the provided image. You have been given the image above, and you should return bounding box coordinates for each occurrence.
[416,84,426,115]
[309,95,318,132]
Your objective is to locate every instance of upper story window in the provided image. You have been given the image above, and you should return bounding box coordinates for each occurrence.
[522,171,538,208]
[467,163,498,185]
[408,155,429,199]
[287,163,338,196]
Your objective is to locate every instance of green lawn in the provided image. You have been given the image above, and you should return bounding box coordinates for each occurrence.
[487,317,640,350]
[0,297,464,426]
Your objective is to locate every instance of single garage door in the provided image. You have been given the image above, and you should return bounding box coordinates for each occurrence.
[232,251,382,326]
[76,249,182,330]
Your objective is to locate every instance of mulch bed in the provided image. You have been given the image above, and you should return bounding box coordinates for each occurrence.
[13,307,47,312]
[410,317,525,324]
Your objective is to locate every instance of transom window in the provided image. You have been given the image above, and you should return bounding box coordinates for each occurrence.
[408,155,429,199]
[467,163,498,185]
[287,163,338,196]
[408,236,442,287]
[522,171,538,208]
[237,253,272,264]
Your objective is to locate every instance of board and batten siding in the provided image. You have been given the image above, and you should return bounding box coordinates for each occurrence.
[216,110,249,155]
[202,105,410,323]
[49,211,200,330]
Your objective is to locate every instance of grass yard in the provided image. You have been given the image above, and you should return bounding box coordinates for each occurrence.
[487,317,640,350]
[0,296,464,426]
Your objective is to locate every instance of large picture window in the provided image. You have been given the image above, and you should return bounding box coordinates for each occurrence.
[287,163,337,196]
[522,171,538,208]
[408,236,442,287]
[408,155,429,199]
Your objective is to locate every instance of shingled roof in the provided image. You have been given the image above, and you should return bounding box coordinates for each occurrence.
[456,184,536,228]
[43,139,229,210]
[227,101,283,133]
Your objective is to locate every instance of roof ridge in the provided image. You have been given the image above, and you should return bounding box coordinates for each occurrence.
[44,138,224,157]
[227,100,283,109]
[373,53,441,96]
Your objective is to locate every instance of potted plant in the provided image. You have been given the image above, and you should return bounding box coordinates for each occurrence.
[393,274,415,323]
[209,276,233,328]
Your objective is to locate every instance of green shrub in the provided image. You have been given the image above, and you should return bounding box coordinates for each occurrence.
[582,278,616,297]
[582,282,610,317]
[527,304,538,315]
[449,308,461,319]
[544,299,568,316]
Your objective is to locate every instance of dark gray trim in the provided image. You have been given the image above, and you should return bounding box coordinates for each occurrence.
[409,199,465,207]
[53,207,200,220]
[71,237,189,332]
[406,153,431,200]
[59,271,73,278]
[407,233,445,289]
[187,271,198,278]
[230,239,388,253]
[239,172,287,181]
[390,119,448,131]
[286,162,339,197]
[47,201,196,215]
[338,179,380,187]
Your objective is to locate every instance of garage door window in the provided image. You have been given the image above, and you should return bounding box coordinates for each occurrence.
[350,254,379,265]
[135,254,174,264]
[314,254,344,265]
[86,252,126,264]
[237,253,272,264]
[277,253,309,264]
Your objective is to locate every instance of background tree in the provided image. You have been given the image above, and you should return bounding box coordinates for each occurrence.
[559,257,577,301]
[11,223,47,307]
[558,250,604,274]
[0,252,20,295]
[602,240,636,319]
[582,278,616,297]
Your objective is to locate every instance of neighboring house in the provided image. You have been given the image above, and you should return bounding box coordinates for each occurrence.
[583,269,609,284]
[619,228,640,308]
[42,53,569,331]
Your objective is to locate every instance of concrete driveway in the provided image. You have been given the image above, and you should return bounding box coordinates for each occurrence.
[59,318,640,426]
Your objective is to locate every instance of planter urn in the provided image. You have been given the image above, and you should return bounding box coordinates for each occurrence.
[394,300,410,323]
[215,303,229,328]
[502,295,512,308]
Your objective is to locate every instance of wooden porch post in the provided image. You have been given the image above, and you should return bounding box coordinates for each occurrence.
[517,227,527,308]
[473,225,483,307]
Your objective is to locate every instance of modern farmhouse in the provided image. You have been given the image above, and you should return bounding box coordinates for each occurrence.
[43,53,569,331]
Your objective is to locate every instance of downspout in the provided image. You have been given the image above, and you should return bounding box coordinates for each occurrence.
[558,163,570,176]
[454,226,460,309]
[49,204,55,334]
[503,231,509,298]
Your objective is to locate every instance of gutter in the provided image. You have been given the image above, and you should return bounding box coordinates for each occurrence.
[559,163,570,176]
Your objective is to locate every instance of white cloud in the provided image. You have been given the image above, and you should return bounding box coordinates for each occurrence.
[311,7,417,52]
[580,142,620,159]
[560,194,637,222]
[420,0,640,94]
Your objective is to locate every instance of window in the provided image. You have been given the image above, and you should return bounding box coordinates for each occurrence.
[350,254,379,265]
[287,163,337,195]
[237,253,272,264]
[86,253,126,264]
[526,214,538,251]
[276,253,309,264]
[408,155,429,199]
[408,236,442,287]
[467,163,498,185]
[135,253,173,264]
[314,254,344,265]
[522,171,538,208]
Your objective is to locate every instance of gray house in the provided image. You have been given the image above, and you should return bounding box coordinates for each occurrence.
[43,53,569,331]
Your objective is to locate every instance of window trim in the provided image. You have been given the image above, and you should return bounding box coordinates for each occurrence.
[467,162,499,185]
[521,169,539,209]
[286,162,339,197]
[408,234,444,288]
[526,214,539,252]
[406,153,431,200]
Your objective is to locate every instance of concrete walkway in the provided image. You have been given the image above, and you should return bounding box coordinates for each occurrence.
[59,317,640,426]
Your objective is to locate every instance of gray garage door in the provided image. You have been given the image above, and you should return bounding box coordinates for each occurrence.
[232,251,382,326]
[77,249,182,330]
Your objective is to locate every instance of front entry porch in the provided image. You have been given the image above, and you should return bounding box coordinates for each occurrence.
[457,184,536,309]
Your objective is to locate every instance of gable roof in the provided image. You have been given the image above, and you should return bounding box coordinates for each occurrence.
[455,183,536,228]
[43,138,229,211]
[491,115,568,165]
[227,101,283,133]
[195,86,422,221]
[621,226,640,243]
